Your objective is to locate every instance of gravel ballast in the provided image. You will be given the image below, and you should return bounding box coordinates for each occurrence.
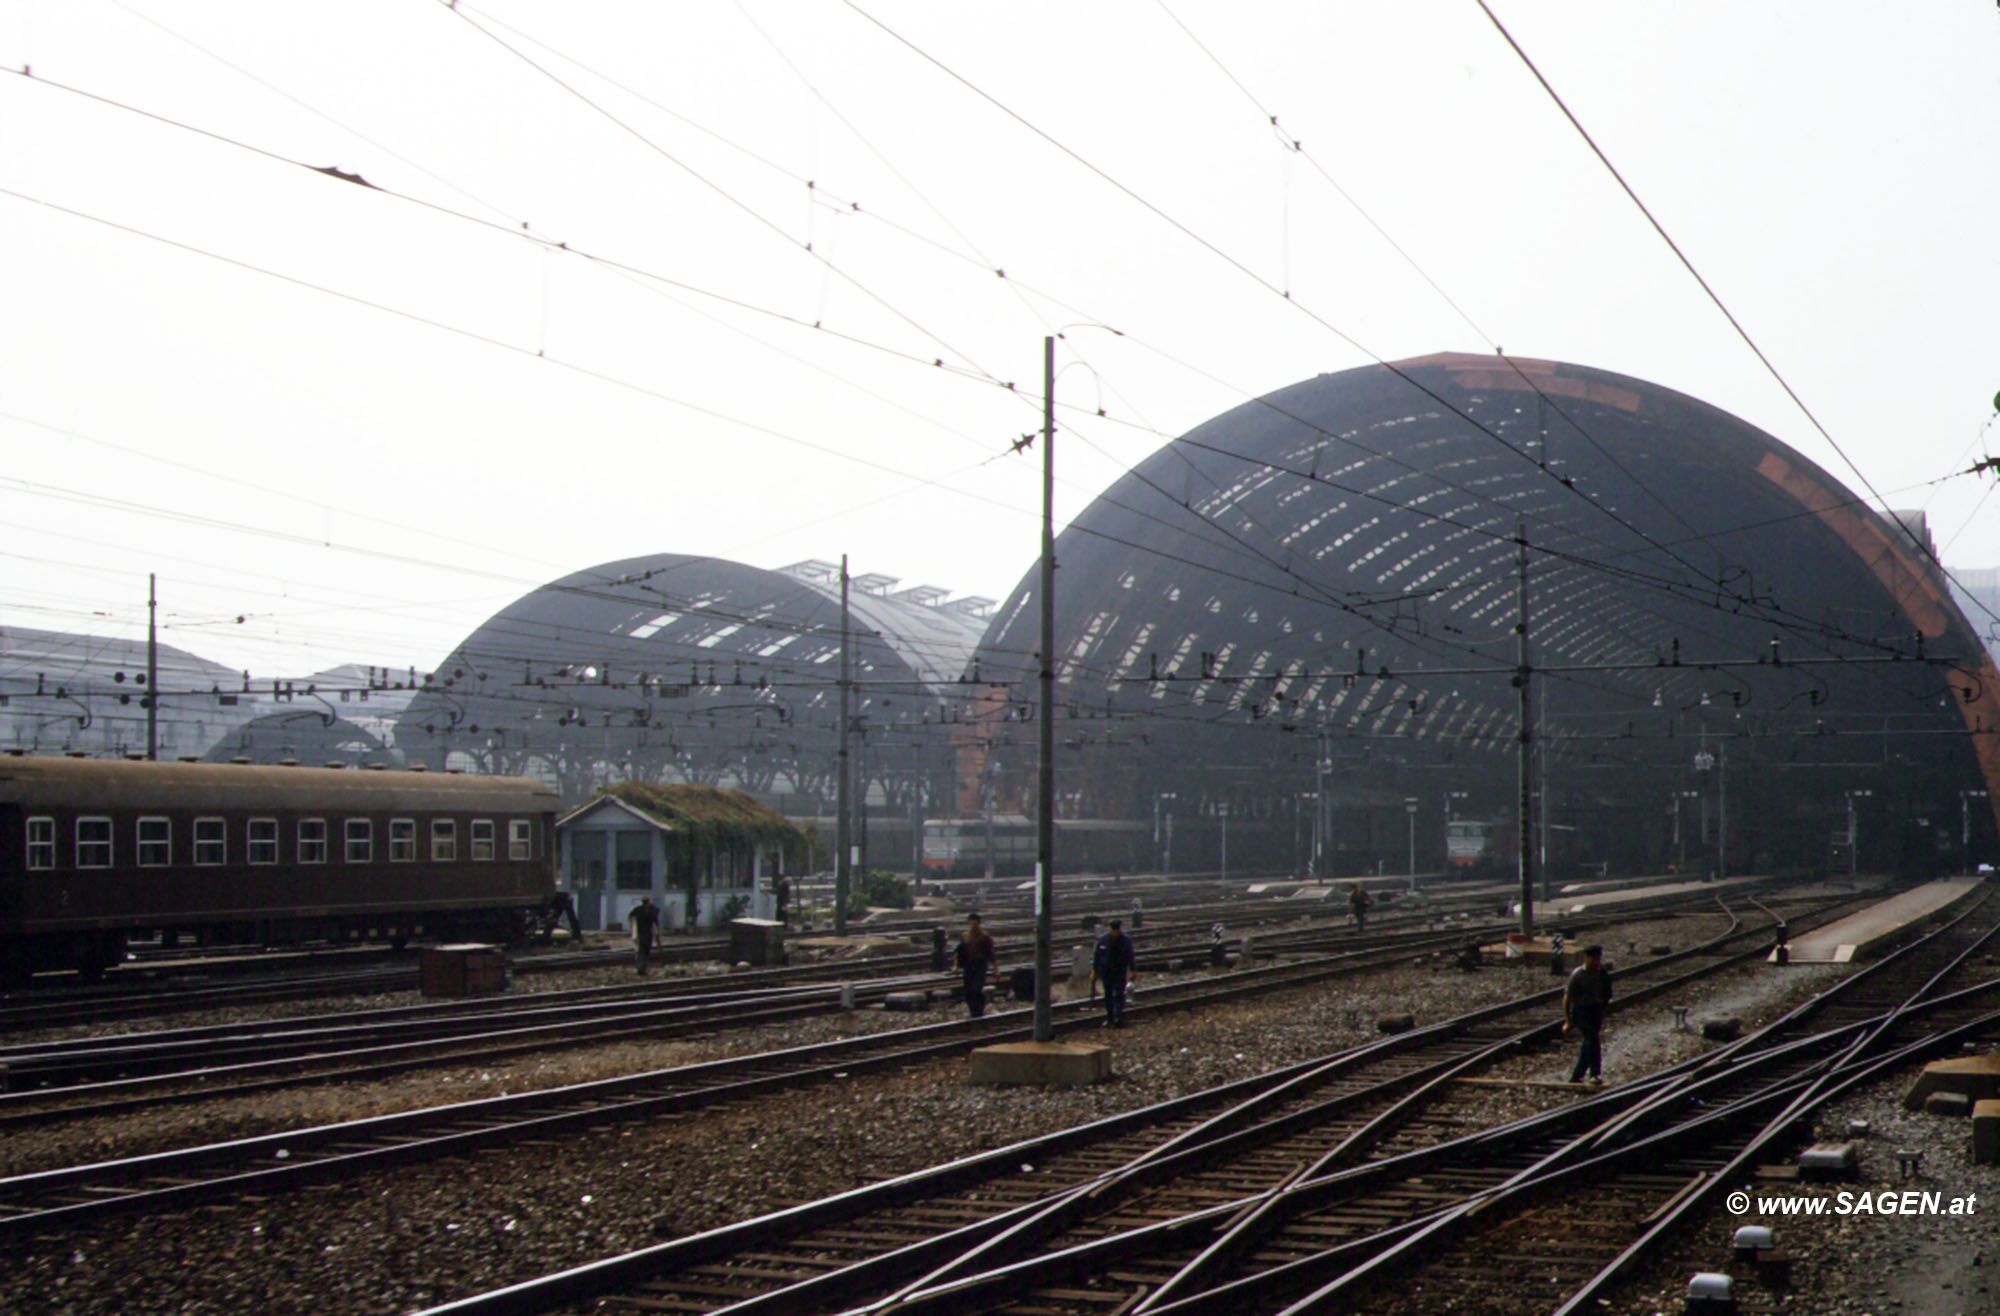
[0,906,1848,1315]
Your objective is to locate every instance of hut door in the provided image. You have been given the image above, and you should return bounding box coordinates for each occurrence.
[569,831,607,930]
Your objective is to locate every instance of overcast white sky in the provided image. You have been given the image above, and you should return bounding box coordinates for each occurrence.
[4,1,1997,680]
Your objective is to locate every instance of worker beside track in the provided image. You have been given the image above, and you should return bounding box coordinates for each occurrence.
[629,896,662,975]
[1563,943,1613,1084]
[1348,882,1373,933]
[955,913,998,1018]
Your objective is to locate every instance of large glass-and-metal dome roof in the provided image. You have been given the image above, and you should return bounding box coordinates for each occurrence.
[395,554,990,805]
[972,353,1999,876]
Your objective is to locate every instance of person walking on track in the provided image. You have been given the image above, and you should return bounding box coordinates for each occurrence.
[1563,943,1613,1083]
[629,896,662,975]
[1092,917,1137,1028]
[955,912,997,1018]
[1348,882,1373,933]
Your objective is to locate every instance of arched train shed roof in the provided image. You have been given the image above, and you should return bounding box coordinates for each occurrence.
[394,553,991,794]
[974,353,2000,821]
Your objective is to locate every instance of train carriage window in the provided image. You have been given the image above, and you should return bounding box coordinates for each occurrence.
[26,816,55,870]
[193,817,226,866]
[389,818,416,862]
[77,817,112,868]
[508,819,532,861]
[345,819,372,864]
[299,818,327,864]
[248,818,279,865]
[432,819,457,861]
[137,817,171,867]
[471,819,495,861]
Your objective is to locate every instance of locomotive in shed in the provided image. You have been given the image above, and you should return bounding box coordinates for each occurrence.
[0,754,560,984]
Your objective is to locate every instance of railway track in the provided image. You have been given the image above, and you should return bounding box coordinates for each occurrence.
[609,890,1994,1316]
[0,866,1650,1035]
[0,889,1339,1036]
[0,923,1499,1238]
[355,886,1985,1316]
[0,945,617,1034]
[0,881,1797,1239]
[0,911,1473,1115]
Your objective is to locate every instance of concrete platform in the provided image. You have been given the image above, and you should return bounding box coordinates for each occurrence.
[970,1040,1113,1087]
[1902,1052,2000,1110]
[1780,878,1982,963]
[1515,873,1779,918]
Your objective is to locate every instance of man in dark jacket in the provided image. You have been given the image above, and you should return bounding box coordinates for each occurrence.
[955,913,997,1017]
[1092,918,1137,1027]
[629,896,662,975]
[1348,883,1372,933]
[1563,943,1613,1083]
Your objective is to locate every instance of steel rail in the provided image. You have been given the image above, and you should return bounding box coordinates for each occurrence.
[0,880,1758,1123]
[0,925,1507,1236]
[886,982,2000,1316]
[0,914,1489,1117]
[393,893,1862,1316]
[736,896,1991,1316]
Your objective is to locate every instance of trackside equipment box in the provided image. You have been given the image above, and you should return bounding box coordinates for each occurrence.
[729,918,786,967]
[421,944,507,997]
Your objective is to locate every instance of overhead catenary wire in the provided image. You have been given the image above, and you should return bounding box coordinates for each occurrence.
[1472,0,2000,640]
[11,10,1984,728]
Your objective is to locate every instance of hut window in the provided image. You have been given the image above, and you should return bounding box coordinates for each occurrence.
[615,831,652,889]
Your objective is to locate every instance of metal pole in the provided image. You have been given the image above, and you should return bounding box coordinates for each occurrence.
[1849,792,1858,878]
[1033,334,1056,1044]
[1406,798,1417,890]
[1538,676,1550,903]
[1717,741,1728,879]
[146,573,158,760]
[1153,792,1162,873]
[835,554,851,936]
[1316,731,1330,879]
[1515,522,1534,935]
[982,750,996,882]
[1673,794,1682,872]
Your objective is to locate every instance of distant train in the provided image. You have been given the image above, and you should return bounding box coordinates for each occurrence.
[1446,818,1495,868]
[0,755,560,984]
[920,816,1151,878]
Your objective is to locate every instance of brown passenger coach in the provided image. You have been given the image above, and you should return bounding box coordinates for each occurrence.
[0,756,560,984]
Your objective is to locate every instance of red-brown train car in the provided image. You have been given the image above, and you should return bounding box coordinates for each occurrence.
[0,755,560,983]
